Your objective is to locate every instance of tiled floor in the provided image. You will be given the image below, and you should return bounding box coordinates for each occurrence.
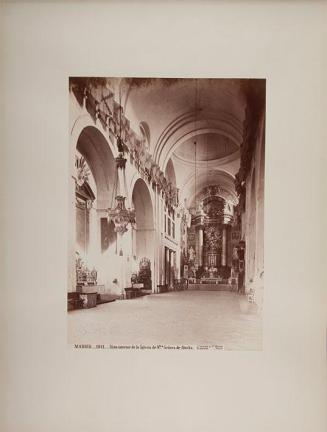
[68,290,262,350]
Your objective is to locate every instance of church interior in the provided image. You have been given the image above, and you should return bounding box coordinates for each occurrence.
[68,77,265,348]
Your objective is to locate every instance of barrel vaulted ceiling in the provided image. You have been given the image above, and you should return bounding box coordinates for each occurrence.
[115,78,249,208]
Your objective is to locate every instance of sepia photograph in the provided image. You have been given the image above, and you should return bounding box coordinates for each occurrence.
[68,77,265,350]
[3,1,327,431]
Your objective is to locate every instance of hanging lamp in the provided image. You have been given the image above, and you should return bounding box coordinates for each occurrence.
[107,81,136,235]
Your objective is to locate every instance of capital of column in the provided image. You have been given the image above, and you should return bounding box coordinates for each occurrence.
[115,154,127,169]
[193,214,205,227]
[86,199,93,210]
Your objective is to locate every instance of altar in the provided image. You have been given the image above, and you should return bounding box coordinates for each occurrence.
[183,190,239,289]
[187,265,231,285]
[200,277,223,284]
[200,266,228,284]
[188,282,232,291]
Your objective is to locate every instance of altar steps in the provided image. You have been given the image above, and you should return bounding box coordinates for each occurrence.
[97,293,120,304]
[188,283,234,292]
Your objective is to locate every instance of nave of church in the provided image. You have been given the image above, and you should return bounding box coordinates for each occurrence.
[68,77,265,348]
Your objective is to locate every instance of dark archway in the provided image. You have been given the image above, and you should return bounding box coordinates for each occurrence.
[132,178,154,290]
[132,178,154,256]
[76,126,116,208]
[75,126,117,289]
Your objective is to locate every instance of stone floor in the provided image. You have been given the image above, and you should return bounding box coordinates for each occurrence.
[68,290,262,350]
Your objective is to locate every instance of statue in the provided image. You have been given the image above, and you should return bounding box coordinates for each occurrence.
[188,246,195,262]
[196,201,205,216]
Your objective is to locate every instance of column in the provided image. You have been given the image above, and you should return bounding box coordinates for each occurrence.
[87,203,98,268]
[165,247,169,287]
[172,250,176,283]
[198,225,204,267]
[221,225,227,266]
[169,250,173,287]
[226,224,232,267]
[153,185,159,292]
[69,177,77,292]
[159,195,165,288]
[169,249,173,288]
[176,244,181,279]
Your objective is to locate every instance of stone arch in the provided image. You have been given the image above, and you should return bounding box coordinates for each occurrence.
[132,178,154,252]
[153,110,243,170]
[76,125,116,209]
[182,170,238,208]
[131,178,155,290]
[72,124,119,292]
[71,113,117,152]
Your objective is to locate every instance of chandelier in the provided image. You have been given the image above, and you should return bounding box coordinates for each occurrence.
[107,82,136,235]
[108,194,136,235]
[107,153,136,235]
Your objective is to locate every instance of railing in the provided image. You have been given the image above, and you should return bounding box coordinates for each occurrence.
[173,279,188,291]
